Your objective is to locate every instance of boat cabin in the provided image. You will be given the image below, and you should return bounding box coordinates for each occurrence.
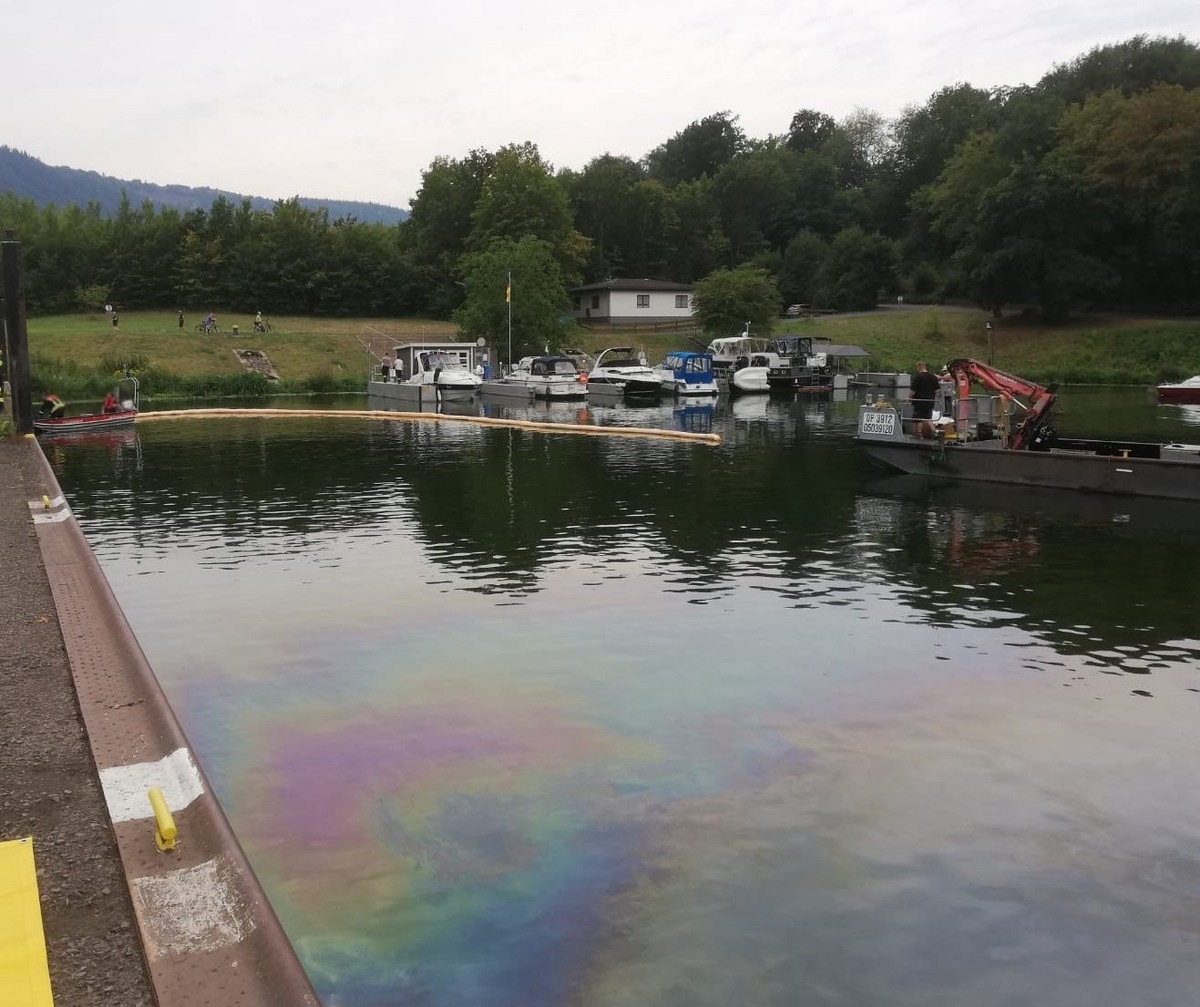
[392,342,479,380]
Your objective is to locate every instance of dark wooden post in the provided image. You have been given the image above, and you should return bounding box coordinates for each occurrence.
[2,230,33,434]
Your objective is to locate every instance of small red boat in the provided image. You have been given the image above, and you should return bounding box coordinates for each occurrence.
[1157,376,1200,404]
[34,375,140,434]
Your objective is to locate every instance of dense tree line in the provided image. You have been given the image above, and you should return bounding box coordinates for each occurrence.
[1,34,1197,336]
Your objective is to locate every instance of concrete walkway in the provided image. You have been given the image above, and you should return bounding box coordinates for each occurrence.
[0,435,156,1006]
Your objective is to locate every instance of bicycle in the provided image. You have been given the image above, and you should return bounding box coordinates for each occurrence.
[253,318,272,333]
[196,321,220,335]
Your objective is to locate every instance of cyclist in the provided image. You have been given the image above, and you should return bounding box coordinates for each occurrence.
[203,312,217,335]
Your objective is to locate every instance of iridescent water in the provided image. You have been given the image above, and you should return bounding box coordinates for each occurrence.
[47,389,1200,1006]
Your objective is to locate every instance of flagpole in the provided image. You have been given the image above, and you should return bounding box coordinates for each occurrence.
[506,270,512,373]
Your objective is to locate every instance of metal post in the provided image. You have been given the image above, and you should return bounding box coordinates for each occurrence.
[986,320,993,365]
[507,270,512,374]
[1,231,33,434]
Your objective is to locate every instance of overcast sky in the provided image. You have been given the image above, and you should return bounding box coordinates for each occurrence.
[5,2,1196,210]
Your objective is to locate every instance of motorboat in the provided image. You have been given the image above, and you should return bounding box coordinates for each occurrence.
[407,349,482,402]
[706,325,782,395]
[766,336,833,394]
[504,355,587,400]
[1157,375,1200,404]
[653,351,718,397]
[35,374,139,435]
[586,347,665,401]
[856,358,1200,501]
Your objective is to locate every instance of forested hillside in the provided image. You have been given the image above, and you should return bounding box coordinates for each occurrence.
[0,147,408,225]
[0,34,1196,327]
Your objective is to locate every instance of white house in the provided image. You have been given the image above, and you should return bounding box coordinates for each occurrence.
[570,278,694,324]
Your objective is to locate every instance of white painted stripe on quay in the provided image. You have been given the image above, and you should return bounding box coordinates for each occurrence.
[131,855,256,958]
[99,747,206,823]
[32,508,73,524]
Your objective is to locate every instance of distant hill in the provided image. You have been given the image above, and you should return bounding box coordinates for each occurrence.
[0,146,409,225]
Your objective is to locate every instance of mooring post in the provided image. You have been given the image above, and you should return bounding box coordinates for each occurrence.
[1,230,33,434]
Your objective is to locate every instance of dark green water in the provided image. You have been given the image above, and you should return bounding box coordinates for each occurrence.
[48,390,1200,1007]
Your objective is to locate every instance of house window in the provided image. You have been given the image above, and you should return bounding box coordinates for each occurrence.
[591,295,600,309]
[675,294,689,309]
[637,295,650,308]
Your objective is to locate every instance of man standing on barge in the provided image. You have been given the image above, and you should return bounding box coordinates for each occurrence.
[909,361,940,437]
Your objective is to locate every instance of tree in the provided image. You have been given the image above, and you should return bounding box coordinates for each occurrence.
[1038,34,1200,105]
[74,283,110,316]
[785,109,837,153]
[691,265,780,335]
[778,230,829,307]
[469,143,589,286]
[814,227,897,311]
[644,112,747,185]
[453,236,572,364]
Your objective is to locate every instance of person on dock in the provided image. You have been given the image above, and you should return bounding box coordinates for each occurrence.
[39,393,66,418]
[381,353,392,382]
[909,361,940,438]
[393,356,404,383]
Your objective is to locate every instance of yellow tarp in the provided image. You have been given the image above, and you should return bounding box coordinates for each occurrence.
[0,838,54,1006]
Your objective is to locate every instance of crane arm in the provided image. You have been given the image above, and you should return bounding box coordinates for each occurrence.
[944,358,1058,450]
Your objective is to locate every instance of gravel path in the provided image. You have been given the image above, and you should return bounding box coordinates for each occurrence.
[0,437,156,1006]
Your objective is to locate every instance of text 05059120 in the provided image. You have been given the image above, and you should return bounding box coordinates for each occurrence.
[859,411,897,437]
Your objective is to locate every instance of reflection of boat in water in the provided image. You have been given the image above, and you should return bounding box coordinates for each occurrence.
[35,375,140,434]
[1157,375,1200,404]
[856,358,1200,501]
[862,473,1200,531]
[673,402,714,433]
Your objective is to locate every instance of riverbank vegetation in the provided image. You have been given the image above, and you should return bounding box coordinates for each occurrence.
[3,34,1198,371]
[24,307,1200,401]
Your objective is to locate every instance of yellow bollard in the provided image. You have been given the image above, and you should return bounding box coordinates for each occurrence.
[147,788,178,852]
[42,495,50,510]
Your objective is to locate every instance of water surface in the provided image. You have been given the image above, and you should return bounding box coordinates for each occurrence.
[49,390,1200,1006]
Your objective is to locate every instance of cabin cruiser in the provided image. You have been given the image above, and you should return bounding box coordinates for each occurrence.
[707,326,782,394]
[407,349,482,402]
[504,355,588,400]
[766,336,833,393]
[586,346,665,400]
[653,351,718,397]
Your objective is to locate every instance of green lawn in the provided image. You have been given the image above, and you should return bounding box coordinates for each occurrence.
[19,307,1200,400]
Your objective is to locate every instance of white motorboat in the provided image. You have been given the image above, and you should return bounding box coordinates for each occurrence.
[707,326,782,394]
[504,355,588,400]
[653,351,719,397]
[408,349,482,401]
[586,346,665,400]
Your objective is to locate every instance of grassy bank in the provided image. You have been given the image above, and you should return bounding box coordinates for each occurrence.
[798,307,1200,385]
[21,307,1200,403]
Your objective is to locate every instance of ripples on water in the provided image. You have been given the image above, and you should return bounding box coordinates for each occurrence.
[49,390,1200,1007]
